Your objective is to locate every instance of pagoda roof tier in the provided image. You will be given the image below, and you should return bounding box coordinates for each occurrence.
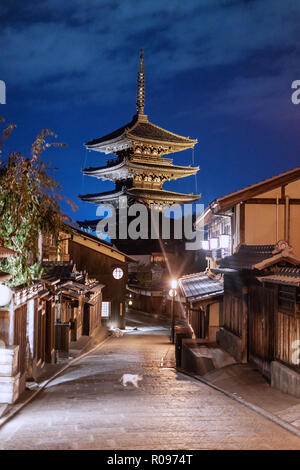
[83,157,199,182]
[79,187,201,206]
[80,188,126,203]
[128,187,200,205]
[85,113,197,156]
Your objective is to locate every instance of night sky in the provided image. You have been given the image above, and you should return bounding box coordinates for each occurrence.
[1,0,300,223]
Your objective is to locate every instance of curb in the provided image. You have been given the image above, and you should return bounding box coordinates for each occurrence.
[176,367,300,439]
[0,335,113,430]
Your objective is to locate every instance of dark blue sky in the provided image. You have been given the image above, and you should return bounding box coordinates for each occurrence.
[1,0,300,223]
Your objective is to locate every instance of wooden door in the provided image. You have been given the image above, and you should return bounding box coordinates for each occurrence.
[45,300,55,363]
[37,301,46,365]
[14,304,27,375]
[248,285,275,370]
[189,307,208,339]
[83,303,90,336]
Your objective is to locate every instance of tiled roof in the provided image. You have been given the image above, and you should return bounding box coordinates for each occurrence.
[80,187,200,204]
[0,246,19,258]
[83,158,199,174]
[207,165,300,213]
[128,121,195,144]
[257,267,300,286]
[0,271,12,282]
[85,119,133,146]
[42,262,84,282]
[179,271,224,301]
[127,187,201,202]
[218,245,275,270]
[85,114,196,147]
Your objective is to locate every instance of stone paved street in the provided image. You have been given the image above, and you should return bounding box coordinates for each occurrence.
[0,320,300,450]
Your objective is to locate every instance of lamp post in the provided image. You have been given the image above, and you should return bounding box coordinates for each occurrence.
[169,279,178,344]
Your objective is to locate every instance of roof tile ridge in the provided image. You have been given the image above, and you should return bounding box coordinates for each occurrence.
[124,113,143,135]
[128,187,201,197]
[217,165,300,204]
[141,118,198,142]
[84,158,126,172]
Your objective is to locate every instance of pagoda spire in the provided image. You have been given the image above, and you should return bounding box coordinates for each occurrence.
[136,48,145,115]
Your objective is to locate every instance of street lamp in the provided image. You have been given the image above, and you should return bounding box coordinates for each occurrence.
[169,279,178,344]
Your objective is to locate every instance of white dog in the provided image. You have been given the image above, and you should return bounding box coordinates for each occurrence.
[120,374,143,388]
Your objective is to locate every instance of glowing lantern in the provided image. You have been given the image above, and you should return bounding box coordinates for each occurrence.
[202,240,209,250]
[169,289,177,297]
[220,234,230,249]
[0,284,12,307]
[112,267,124,280]
[209,238,218,250]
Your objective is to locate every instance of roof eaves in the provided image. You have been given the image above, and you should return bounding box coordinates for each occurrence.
[213,166,300,212]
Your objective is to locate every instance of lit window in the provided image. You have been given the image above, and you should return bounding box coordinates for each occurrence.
[202,240,209,250]
[220,235,230,248]
[209,238,218,250]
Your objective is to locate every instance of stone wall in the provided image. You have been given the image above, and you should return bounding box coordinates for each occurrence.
[271,361,300,398]
[216,327,243,363]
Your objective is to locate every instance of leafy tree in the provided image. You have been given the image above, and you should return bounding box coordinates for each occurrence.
[0,117,75,286]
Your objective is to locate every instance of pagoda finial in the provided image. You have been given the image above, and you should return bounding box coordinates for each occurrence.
[136,48,145,115]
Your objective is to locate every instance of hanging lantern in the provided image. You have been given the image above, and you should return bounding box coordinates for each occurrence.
[220,234,230,249]
[169,289,177,297]
[202,240,209,250]
[0,284,12,307]
[113,267,124,280]
[209,238,218,250]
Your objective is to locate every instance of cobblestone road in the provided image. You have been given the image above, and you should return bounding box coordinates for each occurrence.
[0,324,300,450]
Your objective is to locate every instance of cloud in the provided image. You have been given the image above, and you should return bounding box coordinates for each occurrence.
[1,0,300,120]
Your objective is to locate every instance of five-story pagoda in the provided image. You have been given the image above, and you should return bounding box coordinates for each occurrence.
[79,50,200,211]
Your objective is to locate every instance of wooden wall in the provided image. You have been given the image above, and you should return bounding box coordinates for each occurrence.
[69,240,127,303]
[188,307,208,339]
[14,304,27,376]
[131,293,184,320]
[276,310,300,369]
[223,292,243,337]
[0,309,10,345]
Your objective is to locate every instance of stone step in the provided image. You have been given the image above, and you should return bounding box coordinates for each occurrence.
[0,373,20,404]
[0,345,19,377]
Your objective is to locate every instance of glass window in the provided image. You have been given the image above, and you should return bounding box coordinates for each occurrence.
[101,302,111,317]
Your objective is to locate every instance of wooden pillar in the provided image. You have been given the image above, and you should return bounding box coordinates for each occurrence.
[240,203,245,244]
[45,300,55,363]
[242,286,248,363]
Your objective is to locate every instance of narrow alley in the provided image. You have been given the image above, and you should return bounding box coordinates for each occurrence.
[0,315,299,450]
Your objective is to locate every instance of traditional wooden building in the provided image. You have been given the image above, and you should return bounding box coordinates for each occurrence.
[194,166,300,396]
[179,271,223,341]
[42,223,132,329]
[196,165,300,267]
[0,281,49,403]
[257,267,300,396]
[42,262,103,347]
[127,280,185,323]
[0,261,104,404]
[215,241,300,396]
